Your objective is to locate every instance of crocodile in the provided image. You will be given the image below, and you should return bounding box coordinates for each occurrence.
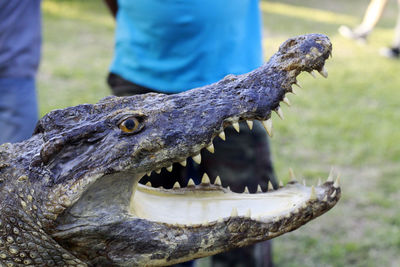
[0,34,340,266]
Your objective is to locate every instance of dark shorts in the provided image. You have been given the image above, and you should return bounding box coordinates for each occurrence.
[107,73,275,267]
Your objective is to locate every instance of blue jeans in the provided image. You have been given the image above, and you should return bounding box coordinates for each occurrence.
[0,77,38,144]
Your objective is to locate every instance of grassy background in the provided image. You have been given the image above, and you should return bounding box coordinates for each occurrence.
[39,0,400,266]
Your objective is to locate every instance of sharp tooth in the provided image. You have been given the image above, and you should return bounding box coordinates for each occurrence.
[302,203,307,209]
[310,186,317,200]
[206,143,215,153]
[291,87,299,95]
[201,173,210,184]
[303,179,306,186]
[214,176,222,186]
[330,190,336,198]
[218,218,224,223]
[289,168,296,180]
[192,153,201,164]
[179,159,187,167]
[231,207,238,217]
[268,181,274,191]
[243,186,249,193]
[322,195,328,202]
[232,122,240,132]
[275,107,284,120]
[145,181,152,187]
[283,97,291,106]
[245,209,251,218]
[187,178,195,187]
[262,119,273,137]
[327,167,334,182]
[334,175,340,188]
[246,120,253,130]
[317,178,322,186]
[257,184,263,193]
[309,70,316,78]
[166,165,173,172]
[227,186,231,191]
[155,169,161,174]
[294,82,302,88]
[218,131,226,141]
[147,171,152,177]
[319,66,328,78]
[279,180,284,187]
[173,182,181,189]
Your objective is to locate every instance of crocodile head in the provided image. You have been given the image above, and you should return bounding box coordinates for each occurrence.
[0,34,339,266]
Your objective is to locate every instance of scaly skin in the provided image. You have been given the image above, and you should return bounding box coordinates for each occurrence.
[0,34,339,266]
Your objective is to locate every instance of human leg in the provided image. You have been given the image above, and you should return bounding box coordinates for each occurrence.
[379,0,400,58]
[0,78,38,144]
[357,0,389,34]
[392,0,400,48]
[339,0,388,42]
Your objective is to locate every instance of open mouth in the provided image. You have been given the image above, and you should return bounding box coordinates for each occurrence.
[128,65,340,228]
[54,34,339,233]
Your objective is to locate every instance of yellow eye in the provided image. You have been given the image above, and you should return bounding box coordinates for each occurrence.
[119,117,140,133]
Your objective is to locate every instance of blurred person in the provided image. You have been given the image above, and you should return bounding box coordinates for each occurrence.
[339,0,400,58]
[104,1,276,266]
[0,1,41,144]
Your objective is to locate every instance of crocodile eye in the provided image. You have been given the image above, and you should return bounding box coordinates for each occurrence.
[119,117,140,133]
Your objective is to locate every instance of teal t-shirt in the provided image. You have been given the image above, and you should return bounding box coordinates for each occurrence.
[110,0,263,93]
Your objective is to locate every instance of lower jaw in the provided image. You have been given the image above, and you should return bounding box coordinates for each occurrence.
[128,173,340,226]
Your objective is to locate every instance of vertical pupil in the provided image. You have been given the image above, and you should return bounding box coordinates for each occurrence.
[125,119,136,130]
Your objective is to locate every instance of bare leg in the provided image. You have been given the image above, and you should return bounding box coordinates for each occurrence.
[392,0,400,48]
[379,0,400,58]
[355,0,389,35]
[339,0,388,42]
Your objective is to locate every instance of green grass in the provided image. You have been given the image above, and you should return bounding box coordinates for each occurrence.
[39,0,400,266]
[38,0,114,113]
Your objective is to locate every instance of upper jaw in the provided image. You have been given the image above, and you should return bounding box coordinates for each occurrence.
[131,34,332,176]
[274,33,332,73]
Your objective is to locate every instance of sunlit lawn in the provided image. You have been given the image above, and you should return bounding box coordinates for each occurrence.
[39,0,400,266]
